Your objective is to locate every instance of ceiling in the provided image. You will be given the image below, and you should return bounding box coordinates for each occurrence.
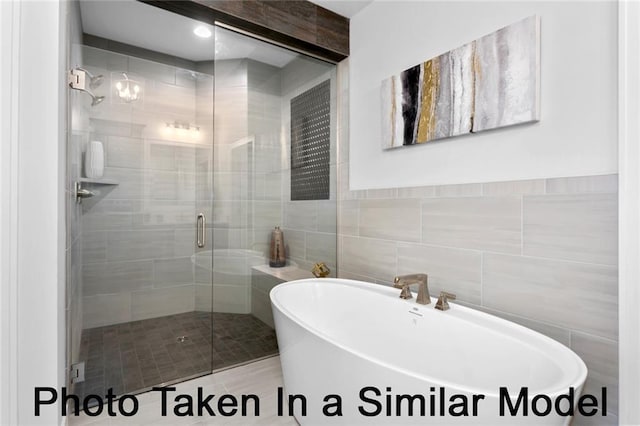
[80,0,372,67]
[79,0,299,67]
[309,0,373,18]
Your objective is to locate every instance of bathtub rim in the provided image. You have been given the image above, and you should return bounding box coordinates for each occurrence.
[270,278,588,399]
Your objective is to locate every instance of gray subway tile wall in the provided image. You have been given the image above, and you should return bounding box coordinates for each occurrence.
[335,58,618,422]
[80,46,211,328]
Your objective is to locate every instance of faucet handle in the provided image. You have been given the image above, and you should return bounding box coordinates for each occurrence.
[435,291,456,311]
[392,278,413,300]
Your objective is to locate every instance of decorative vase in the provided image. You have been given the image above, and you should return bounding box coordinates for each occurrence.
[269,226,286,267]
[85,140,104,179]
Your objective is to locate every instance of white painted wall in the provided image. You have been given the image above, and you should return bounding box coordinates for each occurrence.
[0,1,67,424]
[349,1,618,189]
[0,2,19,424]
[618,1,640,423]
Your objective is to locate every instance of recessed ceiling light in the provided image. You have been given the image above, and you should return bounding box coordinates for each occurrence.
[193,26,212,39]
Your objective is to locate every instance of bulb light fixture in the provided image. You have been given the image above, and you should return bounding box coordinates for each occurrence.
[194,26,212,38]
[114,73,142,103]
[166,121,200,132]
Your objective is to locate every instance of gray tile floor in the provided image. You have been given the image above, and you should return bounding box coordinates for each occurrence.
[73,311,279,401]
[69,356,297,426]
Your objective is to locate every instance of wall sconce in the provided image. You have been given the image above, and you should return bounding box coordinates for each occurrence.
[113,72,143,103]
[164,121,201,140]
[166,121,200,132]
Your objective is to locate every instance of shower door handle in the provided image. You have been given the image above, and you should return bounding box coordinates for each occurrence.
[196,213,206,248]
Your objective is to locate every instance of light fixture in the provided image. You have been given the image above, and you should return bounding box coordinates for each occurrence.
[114,73,142,103]
[166,121,200,132]
[193,25,212,39]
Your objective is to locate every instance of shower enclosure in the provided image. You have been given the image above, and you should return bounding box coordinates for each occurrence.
[66,0,337,400]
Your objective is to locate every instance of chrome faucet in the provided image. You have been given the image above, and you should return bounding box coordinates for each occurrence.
[393,274,430,305]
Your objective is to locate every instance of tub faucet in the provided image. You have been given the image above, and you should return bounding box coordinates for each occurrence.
[393,274,430,305]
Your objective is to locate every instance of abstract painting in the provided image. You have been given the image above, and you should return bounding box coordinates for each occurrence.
[381,15,540,149]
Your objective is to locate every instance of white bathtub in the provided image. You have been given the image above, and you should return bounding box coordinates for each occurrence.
[270,279,588,425]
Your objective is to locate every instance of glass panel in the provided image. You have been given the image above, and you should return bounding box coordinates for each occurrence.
[67,42,214,400]
[65,0,338,405]
[211,26,337,371]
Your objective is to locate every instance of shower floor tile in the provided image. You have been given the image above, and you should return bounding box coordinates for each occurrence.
[72,311,278,400]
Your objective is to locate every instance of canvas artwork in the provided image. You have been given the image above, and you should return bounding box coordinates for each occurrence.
[381,15,540,149]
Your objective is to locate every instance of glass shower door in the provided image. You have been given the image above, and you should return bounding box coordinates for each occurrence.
[67,40,215,399]
[209,25,337,371]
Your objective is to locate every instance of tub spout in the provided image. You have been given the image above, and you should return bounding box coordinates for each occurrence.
[393,274,430,305]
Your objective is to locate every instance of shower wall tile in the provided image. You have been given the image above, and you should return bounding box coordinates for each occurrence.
[317,200,337,233]
[255,171,282,201]
[482,179,545,196]
[90,118,143,139]
[80,48,207,329]
[107,230,175,262]
[341,236,397,282]
[338,270,376,283]
[82,231,107,264]
[83,293,132,329]
[213,285,250,314]
[434,183,482,197]
[570,332,618,415]
[282,228,305,262]
[359,199,420,242]
[482,253,617,340]
[175,68,198,89]
[174,229,196,258]
[153,257,194,287]
[82,46,128,72]
[102,167,144,199]
[215,59,248,88]
[306,232,336,265]
[546,174,618,194]
[79,48,337,328]
[396,243,482,305]
[145,81,196,116]
[396,185,436,198]
[175,145,197,171]
[82,211,133,232]
[194,283,212,312]
[131,285,195,321]
[251,271,284,328]
[132,200,195,229]
[148,143,177,171]
[145,170,196,201]
[83,260,153,296]
[365,188,397,199]
[523,193,618,265]
[128,57,176,85]
[421,197,522,253]
[338,200,359,236]
[469,305,572,347]
[106,136,144,169]
[284,201,318,231]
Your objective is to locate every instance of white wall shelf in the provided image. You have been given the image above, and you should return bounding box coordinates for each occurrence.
[76,179,119,211]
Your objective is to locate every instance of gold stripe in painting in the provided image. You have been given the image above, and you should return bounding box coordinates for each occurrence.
[470,40,479,132]
[416,58,439,143]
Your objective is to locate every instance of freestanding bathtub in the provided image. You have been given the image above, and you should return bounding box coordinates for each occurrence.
[270,279,589,425]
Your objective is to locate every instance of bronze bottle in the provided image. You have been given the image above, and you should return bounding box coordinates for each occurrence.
[269,226,286,267]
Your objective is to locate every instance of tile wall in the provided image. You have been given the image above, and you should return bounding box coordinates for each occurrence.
[79,46,212,328]
[280,57,338,276]
[78,46,338,327]
[336,59,618,424]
